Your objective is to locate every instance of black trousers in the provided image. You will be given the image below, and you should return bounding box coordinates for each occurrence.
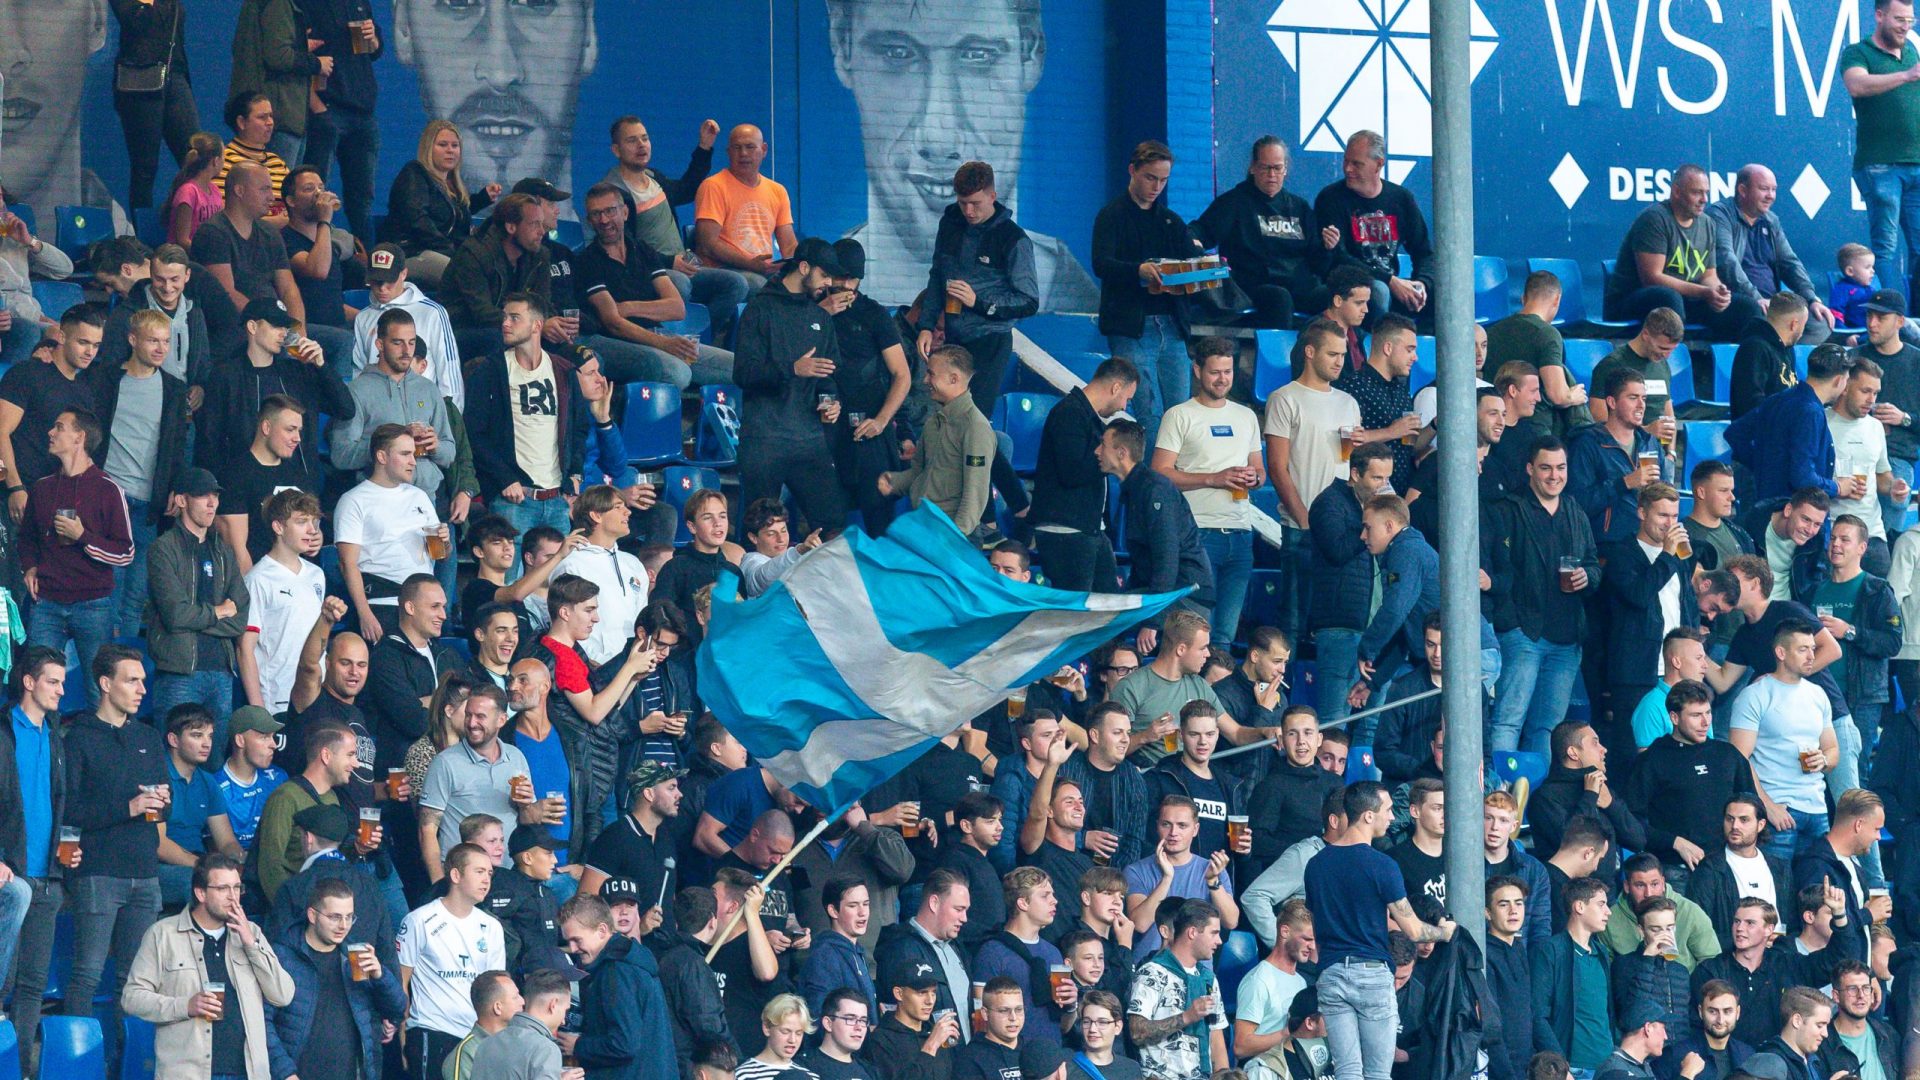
[1034,529,1119,592]
[113,75,198,211]
[741,435,848,536]
[407,1028,463,1080]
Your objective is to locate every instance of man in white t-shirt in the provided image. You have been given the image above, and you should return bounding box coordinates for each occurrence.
[334,424,446,642]
[238,488,334,714]
[1728,621,1839,861]
[1232,898,1313,1068]
[1155,336,1265,647]
[1827,355,1905,574]
[396,842,505,1080]
[551,485,650,666]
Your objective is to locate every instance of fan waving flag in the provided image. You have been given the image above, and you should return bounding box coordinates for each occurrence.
[697,503,1189,814]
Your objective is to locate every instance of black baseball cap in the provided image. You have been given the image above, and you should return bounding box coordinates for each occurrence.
[831,238,866,280]
[367,243,407,284]
[1019,1040,1068,1080]
[786,236,848,277]
[882,956,941,992]
[509,824,565,858]
[511,178,572,203]
[176,467,222,497]
[1865,289,1908,317]
[293,803,354,844]
[600,877,642,907]
[241,298,298,329]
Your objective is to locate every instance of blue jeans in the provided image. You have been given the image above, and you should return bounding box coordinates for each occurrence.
[303,106,380,243]
[1829,711,1888,886]
[1887,458,1914,535]
[1857,163,1920,301]
[112,498,155,639]
[150,671,235,757]
[1762,807,1830,862]
[266,129,306,169]
[1319,960,1398,1080]
[1109,315,1190,446]
[666,266,752,345]
[499,496,573,583]
[1199,528,1252,648]
[28,595,114,702]
[305,323,357,381]
[1274,522,1312,647]
[0,304,41,366]
[1315,628,1363,734]
[0,875,33,1014]
[586,334,735,390]
[1491,630,1583,754]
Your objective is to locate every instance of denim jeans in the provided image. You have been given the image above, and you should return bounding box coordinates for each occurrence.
[1315,628,1363,734]
[1109,315,1191,446]
[0,875,33,1013]
[586,334,734,390]
[1829,711,1888,885]
[28,595,115,702]
[1200,527,1252,648]
[1887,458,1914,535]
[0,309,42,366]
[1856,163,1920,300]
[499,496,573,583]
[9,877,63,1077]
[66,874,160,1076]
[150,671,235,756]
[266,129,306,170]
[1319,960,1398,1080]
[306,323,358,381]
[112,498,155,639]
[665,266,752,345]
[1762,808,1830,862]
[303,106,380,243]
[1275,523,1312,647]
[1491,630,1584,754]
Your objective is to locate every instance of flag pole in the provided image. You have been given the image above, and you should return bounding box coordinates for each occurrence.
[705,802,849,963]
[1210,686,1443,761]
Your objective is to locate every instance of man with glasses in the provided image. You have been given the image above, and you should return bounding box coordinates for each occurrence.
[802,988,877,1080]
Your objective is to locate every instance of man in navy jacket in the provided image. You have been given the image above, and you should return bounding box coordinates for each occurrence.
[1728,342,1853,502]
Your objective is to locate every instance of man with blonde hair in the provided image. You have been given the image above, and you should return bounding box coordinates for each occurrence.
[973,866,1076,1045]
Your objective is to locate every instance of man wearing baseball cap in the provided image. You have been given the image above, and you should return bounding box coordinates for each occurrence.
[581,761,686,936]
[350,242,466,406]
[1851,288,1920,534]
[216,706,288,853]
[865,955,962,1080]
[601,877,646,940]
[736,235,851,536]
[198,296,356,475]
[490,824,570,975]
[145,466,250,737]
[1596,998,1669,1080]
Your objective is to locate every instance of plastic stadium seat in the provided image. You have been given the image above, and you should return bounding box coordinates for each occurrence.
[1709,343,1738,404]
[120,1016,153,1080]
[1397,252,1413,279]
[440,636,473,665]
[620,382,684,466]
[1053,350,1107,385]
[1021,314,1106,357]
[0,1021,16,1080]
[37,1016,102,1080]
[1793,344,1812,381]
[1474,255,1510,323]
[342,288,370,310]
[659,302,712,344]
[1346,745,1382,783]
[1525,257,1633,332]
[1411,337,1437,395]
[1242,570,1285,631]
[131,207,165,248]
[31,281,82,322]
[551,220,585,249]
[1562,339,1612,389]
[1682,420,1732,482]
[1600,260,1683,333]
[1001,392,1060,475]
[1666,345,1697,408]
[1492,750,1549,793]
[1253,330,1298,401]
[7,205,34,238]
[660,466,721,545]
[689,384,741,468]
[52,206,115,263]
[1216,931,1261,1013]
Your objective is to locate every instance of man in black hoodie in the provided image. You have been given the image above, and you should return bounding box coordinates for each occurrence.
[1246,706,1343,870]
[1192,136,1334,329]
[1030,356,1137,591]
[1529,720,1648,881]
[1728,294,1809,419]
[1626,684,1758,886]
[655,885,737,1080]
[199,297,357,473]
[737,236,850,535]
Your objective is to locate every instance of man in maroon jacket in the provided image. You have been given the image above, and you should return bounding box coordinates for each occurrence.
[19,407,134,698]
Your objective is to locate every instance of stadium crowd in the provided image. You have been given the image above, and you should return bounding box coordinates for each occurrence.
[9,3,1920,1080]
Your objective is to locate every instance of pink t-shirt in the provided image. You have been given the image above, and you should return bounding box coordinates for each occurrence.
[167,181,224,246]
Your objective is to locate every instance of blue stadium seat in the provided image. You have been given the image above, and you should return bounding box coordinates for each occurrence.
[620,382,684,466]
[120,1016,153,1080]
[1411,337,1437,395]
[0,1021,17,1080]
[7,205,34,238]
[689,383,742,468]
[1242,570,1285,631]
[1793,343,1812,381]
[1525,257,1634,332]
[660,302,712,344]
[660,466,722,545]
[1600,259,1687,333]
[37,1017,102,1080]
[1253,330,1298,401]
[1562,339,1612,389]
[1397,252,1412,279]
[440,636,473,665]
[1216,931,1261,1014]
[1682,420,1732,482]
[1346,744,1383,783]
[1020,314,1106,356]
[31,281,82,322]
[131,207,165,248]
[1053,350,1107,385]
[1001,392,1060,475]
[1474,255,1510,323]
[1666,345,1696,408]
[52,206,115,263]
[1709,343,1738,404]
[551,220,585,249]
[342,288,370,310]
[1493,750,1550,794]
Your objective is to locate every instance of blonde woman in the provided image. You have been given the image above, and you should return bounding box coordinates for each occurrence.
[378,120,503,285]
[404,670,474,799]
[735,995,820,1080]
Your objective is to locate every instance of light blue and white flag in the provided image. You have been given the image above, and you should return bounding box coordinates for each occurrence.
[696,503,1188,813]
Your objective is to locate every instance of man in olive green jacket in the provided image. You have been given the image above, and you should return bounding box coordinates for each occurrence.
[880,344,995,535]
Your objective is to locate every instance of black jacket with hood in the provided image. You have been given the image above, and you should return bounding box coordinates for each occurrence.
[737,277,843,451]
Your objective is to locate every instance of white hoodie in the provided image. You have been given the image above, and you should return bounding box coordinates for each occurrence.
[350,281,466,408]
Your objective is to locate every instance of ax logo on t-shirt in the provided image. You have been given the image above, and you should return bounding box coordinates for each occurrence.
[1258,214,1304,240]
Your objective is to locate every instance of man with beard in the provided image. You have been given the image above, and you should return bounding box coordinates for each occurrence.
[822,0,1098,310]
[736,237,850,534]
[391,0,595,199]
[1659,980,1752,1080]
[581,762,686,937]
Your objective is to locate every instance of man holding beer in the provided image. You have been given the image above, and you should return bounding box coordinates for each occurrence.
[265,877,408,1079]
[333,424,450,641]
[1598,483,1699,760]
[419,683,546,880]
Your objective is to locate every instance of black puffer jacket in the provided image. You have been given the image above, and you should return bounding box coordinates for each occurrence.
[378,160,495,259]
[649,929,734,1080]
[1306,476,1373,632]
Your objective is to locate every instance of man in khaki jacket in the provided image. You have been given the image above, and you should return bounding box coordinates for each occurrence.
[123,852,296,1080]
[879,343,996,536]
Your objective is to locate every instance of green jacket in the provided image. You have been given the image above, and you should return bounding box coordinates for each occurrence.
[246,781,340,904]
[881,392,995,534]
[1601,889,1722,970]
[446,399,481,498]
[228,0,323,138]
[144,522,249,676]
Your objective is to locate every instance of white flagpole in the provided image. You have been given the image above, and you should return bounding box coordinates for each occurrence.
[704,804,847,963]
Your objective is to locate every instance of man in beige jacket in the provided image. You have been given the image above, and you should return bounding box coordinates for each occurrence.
[123,852,296,1079]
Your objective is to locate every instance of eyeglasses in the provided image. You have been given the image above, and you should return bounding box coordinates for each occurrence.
[829,1014,871,1028]
[1102,664,1137,676]
[317,911,357,925]
[1082,1018,1120,1029]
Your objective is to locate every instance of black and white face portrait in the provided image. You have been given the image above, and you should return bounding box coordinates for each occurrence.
[0,0,108,213]
[391,0,598,191]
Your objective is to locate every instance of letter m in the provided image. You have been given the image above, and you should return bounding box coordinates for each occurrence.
[1774,0,1858,117]
[1542,0,1654,107]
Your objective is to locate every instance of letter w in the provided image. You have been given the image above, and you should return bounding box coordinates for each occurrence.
[1542,0,1654,107]
[1774,0,1858,117]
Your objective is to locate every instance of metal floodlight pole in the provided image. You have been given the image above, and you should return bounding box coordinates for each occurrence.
[1431,0,1486,947]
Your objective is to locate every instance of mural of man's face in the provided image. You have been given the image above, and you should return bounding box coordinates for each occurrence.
[828,0,1044,247]
[0,0,107,204]
[392,0,598,189]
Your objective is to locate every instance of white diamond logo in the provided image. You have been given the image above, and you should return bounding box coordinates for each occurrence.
[1790,165,1831,219]
[1548,154,1589,209]
[1267,0,1500,182]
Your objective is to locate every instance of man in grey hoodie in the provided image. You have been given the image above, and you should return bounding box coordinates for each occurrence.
[469,966,579,1079]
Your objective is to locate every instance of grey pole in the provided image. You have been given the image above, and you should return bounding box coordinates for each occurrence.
[1431,0,1486,947]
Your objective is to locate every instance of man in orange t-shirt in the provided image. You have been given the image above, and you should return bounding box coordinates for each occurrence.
[694,125,800,286]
